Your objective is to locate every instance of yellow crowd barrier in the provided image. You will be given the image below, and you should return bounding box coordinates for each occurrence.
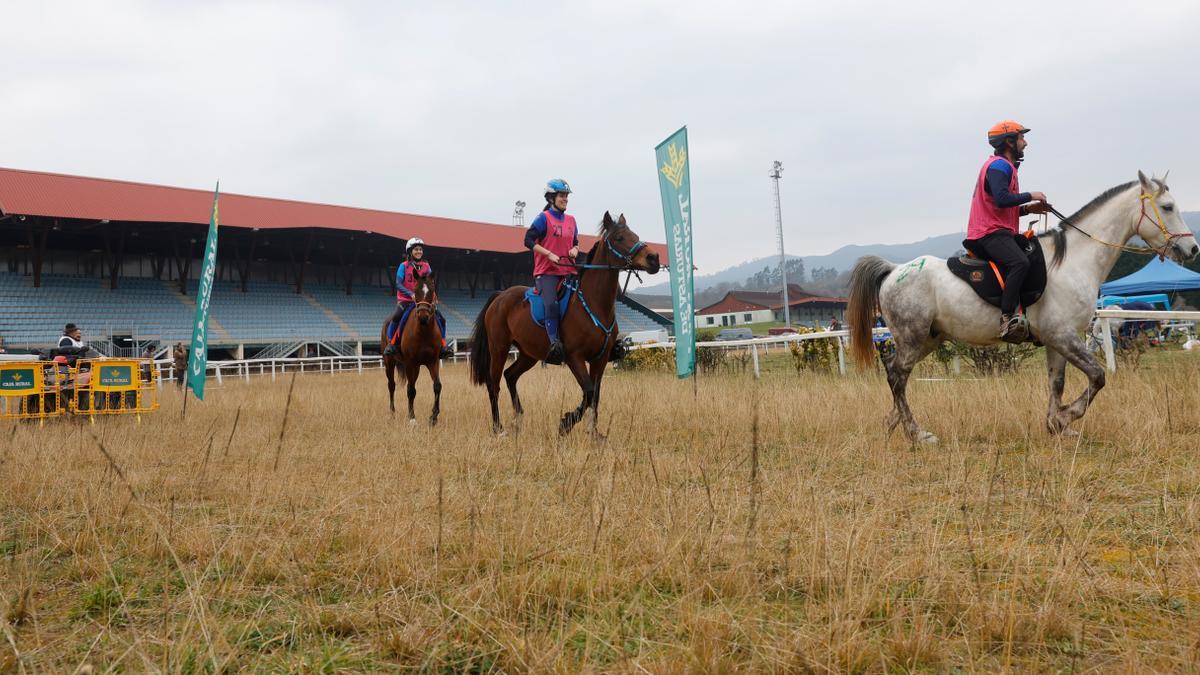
[69,358,160,422]
[0,361,66,425]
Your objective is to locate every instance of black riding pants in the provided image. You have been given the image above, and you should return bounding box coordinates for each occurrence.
[966,231,1030,315]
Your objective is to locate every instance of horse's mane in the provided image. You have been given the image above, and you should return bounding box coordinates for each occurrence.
[1039,180,1138,268]
[578,215,620,278]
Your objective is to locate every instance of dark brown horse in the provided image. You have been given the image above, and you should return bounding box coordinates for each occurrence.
[381,272,443,425]
[468,212,661,436]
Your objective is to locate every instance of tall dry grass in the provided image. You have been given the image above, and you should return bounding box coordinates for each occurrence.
[2,356,1200,672]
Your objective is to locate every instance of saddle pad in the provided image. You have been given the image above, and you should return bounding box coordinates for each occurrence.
[947,234,1048,309]
[387,304,415,342]
[524,287,573,327]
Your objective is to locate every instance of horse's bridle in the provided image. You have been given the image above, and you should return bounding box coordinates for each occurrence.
[412,282,438,318]
[558,229,651,361]
[566,229,649,271]
[1050,188,1189,261]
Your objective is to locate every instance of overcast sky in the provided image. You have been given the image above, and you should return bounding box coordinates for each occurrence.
[4,1,1200,283]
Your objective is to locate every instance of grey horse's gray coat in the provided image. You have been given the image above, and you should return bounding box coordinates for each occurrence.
[847,172,1198,443]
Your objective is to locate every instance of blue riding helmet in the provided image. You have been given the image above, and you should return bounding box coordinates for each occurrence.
[544,178,571,198]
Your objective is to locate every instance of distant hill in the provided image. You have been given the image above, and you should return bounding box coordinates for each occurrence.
[638,213,1200,296]
[637,232,964,295]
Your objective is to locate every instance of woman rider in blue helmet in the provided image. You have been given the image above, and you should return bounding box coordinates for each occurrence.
[523,178,579,365]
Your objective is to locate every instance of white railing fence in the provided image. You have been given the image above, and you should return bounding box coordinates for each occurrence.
[1093,308,1200,372]
[136,309,1199,386]
[626,327,892,379]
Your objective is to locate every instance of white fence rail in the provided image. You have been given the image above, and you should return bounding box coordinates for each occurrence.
[629,309,1200,377]
[94,309,1200,386]
[627,328,892,378]
[1093,308,1200,372]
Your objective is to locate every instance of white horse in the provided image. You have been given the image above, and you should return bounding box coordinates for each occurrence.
[847,172,1198,443]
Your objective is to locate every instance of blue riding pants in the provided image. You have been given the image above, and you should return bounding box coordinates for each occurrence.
[535,275,563,342]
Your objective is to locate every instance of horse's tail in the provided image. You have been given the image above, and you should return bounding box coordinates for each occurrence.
[468,292,501,386]
[847,256,895,369]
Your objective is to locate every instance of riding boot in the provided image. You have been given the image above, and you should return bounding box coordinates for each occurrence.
[546,340,565,365]
[1000,313,1029,344]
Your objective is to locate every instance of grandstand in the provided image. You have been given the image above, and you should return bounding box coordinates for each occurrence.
[0,168,669,356]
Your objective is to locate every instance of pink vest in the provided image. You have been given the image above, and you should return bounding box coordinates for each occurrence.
[396,261,431,301]
[967,156,1020,240]
[533,209,577,277]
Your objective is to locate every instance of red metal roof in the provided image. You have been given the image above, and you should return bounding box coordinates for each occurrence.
[696,295,772,315]
[697,285,813,315]
[0,167,667,257]
[768,296,848,310]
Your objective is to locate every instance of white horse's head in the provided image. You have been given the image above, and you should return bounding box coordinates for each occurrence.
[1136,170,1199,262]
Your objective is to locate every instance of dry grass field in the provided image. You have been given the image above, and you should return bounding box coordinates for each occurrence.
[3,354,1200,672]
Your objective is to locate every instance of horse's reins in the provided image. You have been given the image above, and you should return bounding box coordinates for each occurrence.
[553,231,650,360]
[1047,188,1185,260]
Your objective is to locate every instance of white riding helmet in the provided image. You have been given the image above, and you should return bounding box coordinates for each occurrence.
[406,238,425,253]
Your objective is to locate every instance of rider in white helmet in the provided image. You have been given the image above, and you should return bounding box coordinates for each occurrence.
[385,238,453,358]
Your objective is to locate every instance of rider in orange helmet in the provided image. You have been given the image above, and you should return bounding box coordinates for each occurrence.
[964,120,1051,342]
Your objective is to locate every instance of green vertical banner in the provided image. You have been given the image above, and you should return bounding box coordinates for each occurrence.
[186,184,220,400]
[655,126,696,379]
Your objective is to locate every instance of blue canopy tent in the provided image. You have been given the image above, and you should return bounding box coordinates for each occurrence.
[1099,257,1200,296]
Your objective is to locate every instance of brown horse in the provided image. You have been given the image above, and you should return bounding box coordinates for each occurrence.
[380,272,443,425]
[468,212,661,436]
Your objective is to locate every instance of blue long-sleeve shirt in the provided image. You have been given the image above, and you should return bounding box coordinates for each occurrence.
[523,208,579,250]
[984,160,1032,209]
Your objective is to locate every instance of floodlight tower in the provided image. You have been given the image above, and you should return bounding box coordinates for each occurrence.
[513,200,526,227]
[770,161,790,326]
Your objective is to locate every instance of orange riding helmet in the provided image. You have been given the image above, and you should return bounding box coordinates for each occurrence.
[988,120,1030,148]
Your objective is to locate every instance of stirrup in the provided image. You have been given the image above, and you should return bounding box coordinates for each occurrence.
[546,341,565,365]
[1000,314,1029,344]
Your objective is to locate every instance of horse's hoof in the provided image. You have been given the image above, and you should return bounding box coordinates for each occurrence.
[408,418,418,428]
[1047,416,1077,437]
[495,429,508,438]
[916,431,939,445]
[429,417,438,427]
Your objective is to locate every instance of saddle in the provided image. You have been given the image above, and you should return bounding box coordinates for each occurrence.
[386,304,416,342]
[947,233,1047,309]
[525,279,575,328]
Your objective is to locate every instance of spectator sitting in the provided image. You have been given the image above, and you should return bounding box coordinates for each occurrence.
[829,315,842,332]
[55,324,89,364]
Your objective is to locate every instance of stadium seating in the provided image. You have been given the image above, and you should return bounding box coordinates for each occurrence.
[0,272,668,350]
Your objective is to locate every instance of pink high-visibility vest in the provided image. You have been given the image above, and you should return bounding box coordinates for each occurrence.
[396,261,432,301]
[967,156,1020,240]
[533,209,577,277]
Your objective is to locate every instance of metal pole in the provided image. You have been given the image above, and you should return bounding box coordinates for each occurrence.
[770,161,791,326]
